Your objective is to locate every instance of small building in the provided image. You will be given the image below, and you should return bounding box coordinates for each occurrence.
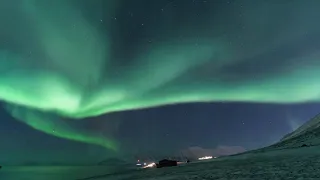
[156,159,177,168]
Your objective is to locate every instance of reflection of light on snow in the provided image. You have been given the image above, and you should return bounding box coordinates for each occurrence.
[198,156,213,160]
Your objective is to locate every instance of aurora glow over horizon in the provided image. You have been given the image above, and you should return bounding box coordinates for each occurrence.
[1,0,320,150]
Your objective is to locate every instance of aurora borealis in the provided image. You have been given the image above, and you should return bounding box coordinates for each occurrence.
[1,0,320,156]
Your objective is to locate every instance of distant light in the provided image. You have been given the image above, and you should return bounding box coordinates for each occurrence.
[136,163,141,166]
[144,163,146,165]
[143,162,156,169]
[198,156,213,160]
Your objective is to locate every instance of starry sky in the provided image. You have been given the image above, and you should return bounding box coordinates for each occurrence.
[1,0,320,165]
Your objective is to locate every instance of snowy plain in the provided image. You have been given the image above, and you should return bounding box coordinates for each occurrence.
[2,145,320,180]
[83,145,320,180]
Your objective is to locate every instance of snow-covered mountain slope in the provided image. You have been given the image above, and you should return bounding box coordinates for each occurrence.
[281,113,320,142]
[225,113,320,156]
[257,113,320,151]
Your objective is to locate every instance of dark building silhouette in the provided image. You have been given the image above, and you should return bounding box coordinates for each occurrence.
[156,159,177,168]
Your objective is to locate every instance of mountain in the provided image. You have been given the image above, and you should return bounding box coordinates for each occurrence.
[261,113,320,151]
[281,113,320,142]
[227,113,320,157]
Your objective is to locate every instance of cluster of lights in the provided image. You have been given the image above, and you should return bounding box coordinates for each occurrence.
[143,162,156,168]
[136,159,156,169]
[198,156,213,160]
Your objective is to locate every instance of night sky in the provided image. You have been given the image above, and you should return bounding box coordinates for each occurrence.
[1,0,320,165]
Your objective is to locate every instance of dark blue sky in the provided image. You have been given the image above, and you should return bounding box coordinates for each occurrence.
[89,102,320,154]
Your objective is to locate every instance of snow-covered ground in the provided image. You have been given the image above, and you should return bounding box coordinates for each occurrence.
[3,114,320,180]
[78,145,320,180]
[2,146,320,180]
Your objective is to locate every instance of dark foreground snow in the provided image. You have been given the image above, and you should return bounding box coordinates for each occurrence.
[2,146,320,180]
[89,146,320,180]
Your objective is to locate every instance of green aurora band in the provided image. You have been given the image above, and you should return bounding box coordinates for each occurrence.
[1,0,320,150]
